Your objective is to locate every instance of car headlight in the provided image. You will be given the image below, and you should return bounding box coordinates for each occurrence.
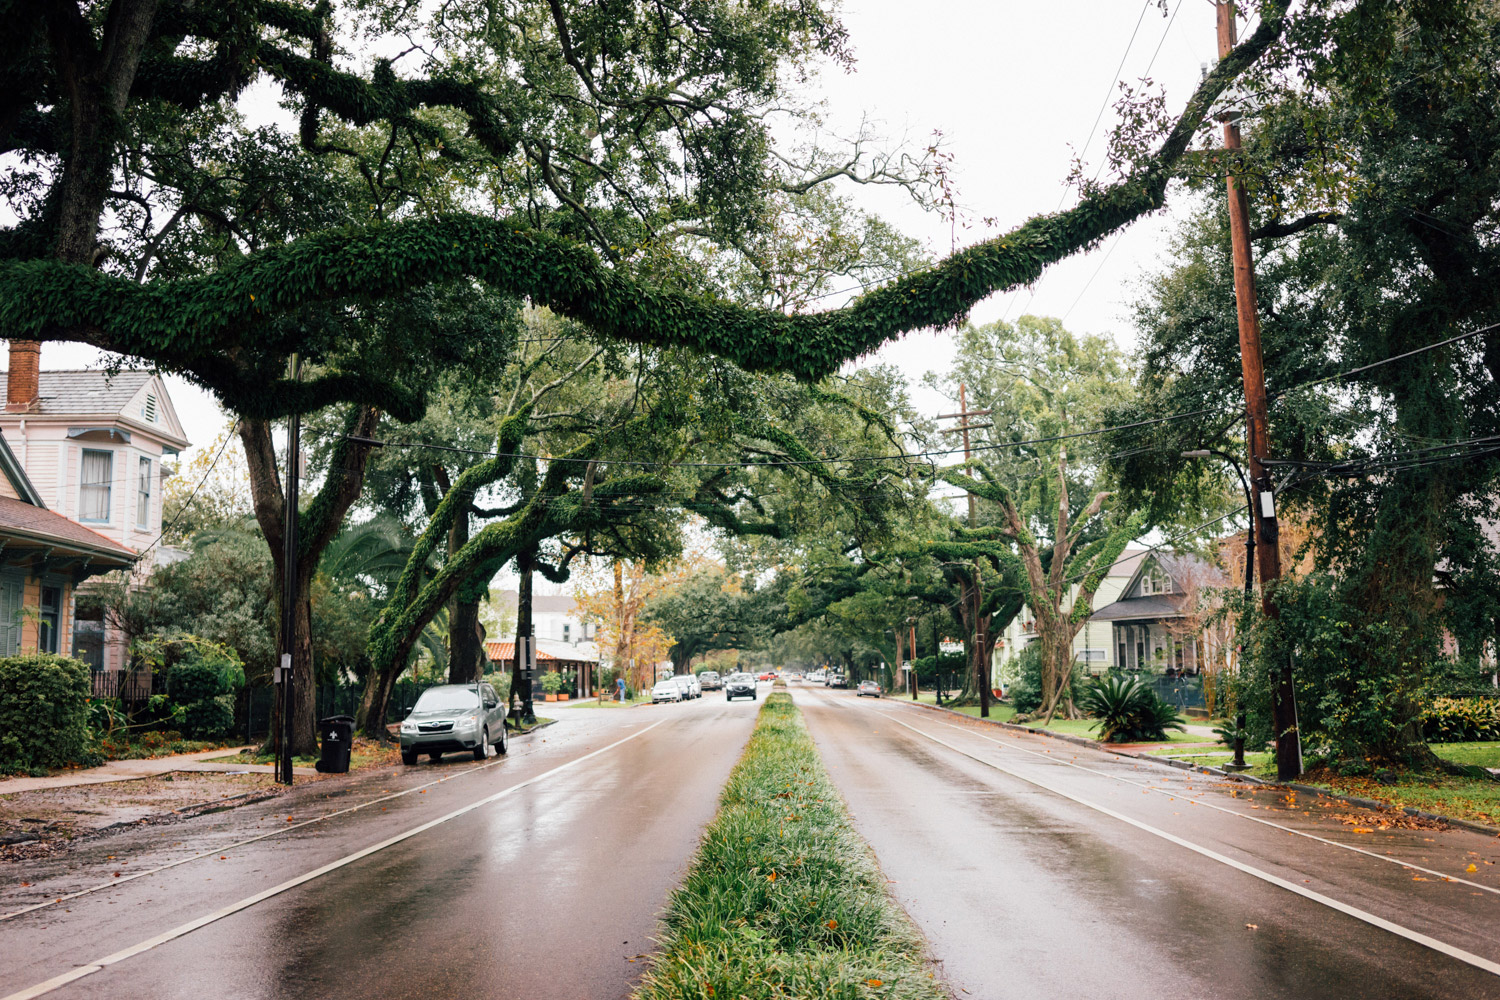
[400,721,417,734]
[453,713,479,730]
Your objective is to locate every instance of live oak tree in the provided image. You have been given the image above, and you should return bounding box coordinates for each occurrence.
[1,0,1297,413]
[939,457,1140,722]
[355,350,918,737]
[1109,1,1500,763]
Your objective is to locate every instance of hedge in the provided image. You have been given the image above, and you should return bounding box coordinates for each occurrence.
[0,654,98,774]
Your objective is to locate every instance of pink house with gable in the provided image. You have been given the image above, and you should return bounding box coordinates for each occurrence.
[0,341,190,672]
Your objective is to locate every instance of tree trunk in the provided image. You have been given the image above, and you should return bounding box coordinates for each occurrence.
[49,0,162,267]
[446,506,484,684]
[242,408,380,749]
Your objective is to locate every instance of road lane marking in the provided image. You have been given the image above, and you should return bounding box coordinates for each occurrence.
[1,726,580,922]
[871,710,1500,978]
[1,719,667,1000]
[861,698,1500,899]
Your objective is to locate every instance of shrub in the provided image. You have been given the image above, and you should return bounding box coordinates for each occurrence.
[0,654,100,774]
[142,634,246,739]
[539,670,564,695]
[1423,697,1500,743]
[1079,675,1186,743]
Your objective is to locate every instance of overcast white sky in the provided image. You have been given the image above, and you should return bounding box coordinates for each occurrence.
[38,0,1226,471]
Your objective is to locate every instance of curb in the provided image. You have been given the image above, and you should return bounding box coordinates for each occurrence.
[888,697,1500,838]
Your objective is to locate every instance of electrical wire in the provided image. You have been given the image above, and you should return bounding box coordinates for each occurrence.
[136,419,241,558]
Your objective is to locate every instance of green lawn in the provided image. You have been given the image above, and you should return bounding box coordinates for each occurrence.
[1142,741,1500,828]
[1431,741,1500,769]
[910,693,1203,743]
[633,693,948,1000]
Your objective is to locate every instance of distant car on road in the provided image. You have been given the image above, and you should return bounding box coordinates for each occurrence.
[399,683,508,765]
[826,673,848,689]
[757,670,776,681]
[697,671,722,690]
[808,670,826,684]
[724,673,757,701]
[652,679,683,703]
[674,674,701,700]
[857,680,882,697]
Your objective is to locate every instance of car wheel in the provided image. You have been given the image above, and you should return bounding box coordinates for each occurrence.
[401,747,418,765]
[495,725,507,755]
[473,729,489,760]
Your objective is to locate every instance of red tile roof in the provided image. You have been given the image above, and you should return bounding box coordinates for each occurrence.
[0,495,136,562]
[484,641,561,662]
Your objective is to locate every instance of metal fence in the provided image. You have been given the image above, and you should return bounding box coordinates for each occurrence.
[236,678,452,744]
[89,669,161,702]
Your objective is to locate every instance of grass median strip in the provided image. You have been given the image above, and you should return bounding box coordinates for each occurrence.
[633,693,948,1000]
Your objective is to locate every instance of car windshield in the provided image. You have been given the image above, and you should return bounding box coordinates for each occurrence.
[731,674,753,682]
[412,688,480,712]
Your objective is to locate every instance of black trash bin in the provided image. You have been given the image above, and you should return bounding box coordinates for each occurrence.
[315,715,355,773]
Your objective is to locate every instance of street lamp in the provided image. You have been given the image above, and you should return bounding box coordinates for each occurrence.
[1182,448,1253,771]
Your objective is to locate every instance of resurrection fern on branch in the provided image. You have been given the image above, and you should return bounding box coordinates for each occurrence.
[0,3,1291,413]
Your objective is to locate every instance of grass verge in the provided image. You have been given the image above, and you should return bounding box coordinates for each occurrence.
[633,693,946,1000]
[908,693,1205,743]
[1289,769,1500,828]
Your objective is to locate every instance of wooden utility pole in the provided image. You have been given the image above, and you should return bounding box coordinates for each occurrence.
[1217,1,1301,779]
[910,622,919,700]
[939,384,995,717]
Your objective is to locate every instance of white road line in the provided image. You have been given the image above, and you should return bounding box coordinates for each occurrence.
[1,719,666,1000]
[2,730,561,922]
[865,698,1500,898]
[873,710,1500,979]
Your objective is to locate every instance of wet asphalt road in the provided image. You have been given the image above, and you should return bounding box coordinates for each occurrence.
[793,685,1500,1000]
[0,694,761,1000]
[6,685,1500,1000]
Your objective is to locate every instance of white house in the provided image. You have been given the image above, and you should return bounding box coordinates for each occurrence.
[1,343,190,672]
[996,546,1228,679]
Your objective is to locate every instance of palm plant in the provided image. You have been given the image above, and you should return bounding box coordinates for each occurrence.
[1079,674,1186,743]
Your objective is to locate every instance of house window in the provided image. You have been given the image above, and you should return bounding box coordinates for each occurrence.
[1118,642,1128,666]
[1080,649,1107,661]
[72,594,105,670]
[80,449,112,522]
[0,572,21,657]
[1140,565,1173,596]
[137,457,152,527]
[38,585,61,654]
[563,623,571,643]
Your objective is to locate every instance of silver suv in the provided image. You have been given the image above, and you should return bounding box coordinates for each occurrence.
[399,684,508,764]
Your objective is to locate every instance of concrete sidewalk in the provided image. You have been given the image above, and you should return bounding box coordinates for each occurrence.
[0,748,315,793]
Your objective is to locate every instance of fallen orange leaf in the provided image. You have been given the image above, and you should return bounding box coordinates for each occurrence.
[767,872,777,882]
[866,979,883,988]
[826,919,838,929]
[1466,864,1478,873]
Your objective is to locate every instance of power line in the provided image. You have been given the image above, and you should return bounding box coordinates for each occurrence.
[1270,319,1500,399]
[138,419,241,557]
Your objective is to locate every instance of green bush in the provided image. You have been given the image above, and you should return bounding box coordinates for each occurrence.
[1423,697,1500,743]
[146,635,246,739]
[0,654,99,774]
[1079,674,1186,743]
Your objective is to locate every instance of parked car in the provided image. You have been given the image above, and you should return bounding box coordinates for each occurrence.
[674,674,701,699]
[724,673,757,701]
[826,673,848,689]
[698,671,722,690]
[399,683,508,765]
[652,679,683,703]
[808,670,825,684]
[857,680,882,698]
